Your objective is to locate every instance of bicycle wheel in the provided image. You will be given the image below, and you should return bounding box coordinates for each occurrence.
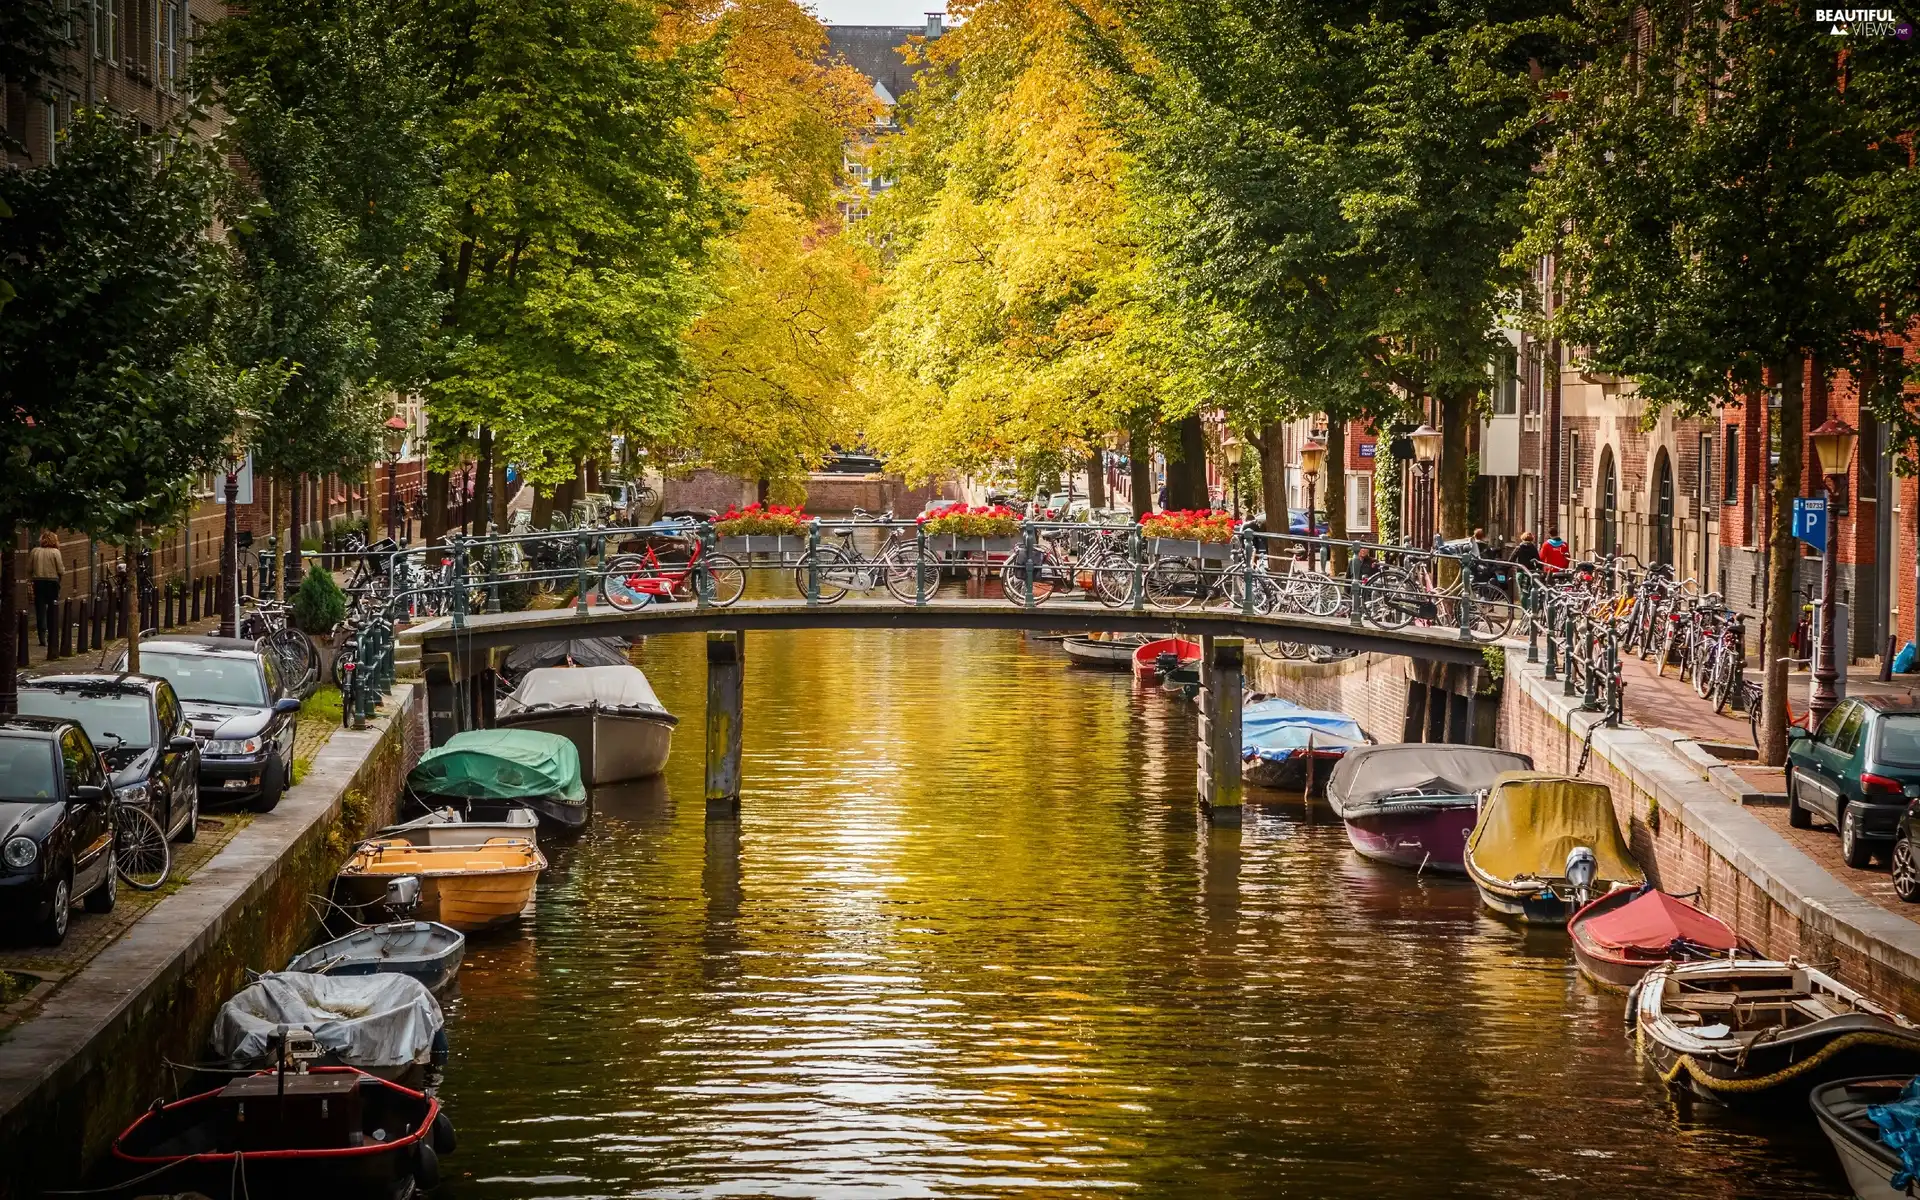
[1091,552,1138,608]
[1363,569,1417,630]
[1218,563,1274,614]
[1293,572,1344,618]
[1468,584,1514,642]
[598,553,655,612]
[114,805,171,890]
[1145,558,1203,611]
[1693,644,1718,699]
[268,626,319,693]
[700,554,747,607]
[883,545,942,604]
[1001,550,1060,607]
[793,547,851,603]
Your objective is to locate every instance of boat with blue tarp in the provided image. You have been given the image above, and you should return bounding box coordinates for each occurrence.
[1240,697,1370,793]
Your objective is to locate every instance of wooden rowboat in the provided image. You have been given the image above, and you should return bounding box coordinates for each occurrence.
[1567,886,1749,991]
[1132,637,1201,682]
[1061,634,1150,669]
[335,837,545,933]
[1810,1076,1918,1200]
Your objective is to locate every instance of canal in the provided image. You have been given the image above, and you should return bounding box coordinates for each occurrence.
[437,628,1846,1198]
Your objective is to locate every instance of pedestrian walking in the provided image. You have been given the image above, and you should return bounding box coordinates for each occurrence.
[29,533,63,647]
[1510,531,1541,574]
[1540,528,1569,572]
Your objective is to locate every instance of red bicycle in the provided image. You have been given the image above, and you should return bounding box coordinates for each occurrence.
[598,536,746,610]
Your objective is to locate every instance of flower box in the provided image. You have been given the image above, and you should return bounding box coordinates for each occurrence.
[1150,537,1233,562]
[717,535,806,555]
[925,534,1018,554]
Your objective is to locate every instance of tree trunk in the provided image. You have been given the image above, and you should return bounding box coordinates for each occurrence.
[124,559,139,674]
[475,427,493,534]
[1439,388,1471,543]
[1129,432,1153,520]
[1167,412,1208,510]
[286,474,302,599]
[1260,420,1288,538]
[491,462,509,530]
[424,470,449,545]
[321,474,335,548]
[585,458,599,497]
[531,484,553,530]
[756,478,771,506]
[1325,419,1348,574]
[1086,449,1106,510]
[1761,354,1806,765]
[267,478,281,599]
[0,524,17,715]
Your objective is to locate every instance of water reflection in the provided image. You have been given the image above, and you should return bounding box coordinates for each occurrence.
[437,628,1846,1198]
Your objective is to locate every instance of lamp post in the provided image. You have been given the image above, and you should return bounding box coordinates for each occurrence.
[383,415,409,546]
[1410,424,1443,548]
[1298,437,1326,563]
[1808,417,1857,733]
[1222,435,1244,520]
[218,454,242,638]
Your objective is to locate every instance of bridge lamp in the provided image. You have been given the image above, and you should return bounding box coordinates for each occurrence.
[384,414,410,546]
[1298,438,1326,547]
[1410,424,1442,548]
[1807,417,1857,734]
[1222,436,1244,519]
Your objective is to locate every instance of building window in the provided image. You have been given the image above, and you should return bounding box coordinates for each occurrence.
[1346,473,1372,532]
[44,99,58,161]
[1492,349,1518,415]
[1699,433,1713,517]
[1566,431,1581,504]
[109,0,122,65]
[93,0,108,59]
[164,2,180,86]
[1722,424,1738,503]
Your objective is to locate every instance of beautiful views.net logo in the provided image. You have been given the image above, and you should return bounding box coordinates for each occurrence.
[1814,8,1916,37]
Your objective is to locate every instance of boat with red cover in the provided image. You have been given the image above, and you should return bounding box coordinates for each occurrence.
[112,1066,454,1199]
[1131,637,1201,682]
[1569,886,1751,990]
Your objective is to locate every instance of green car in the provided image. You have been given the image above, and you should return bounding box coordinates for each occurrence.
[1786,697,1920,869]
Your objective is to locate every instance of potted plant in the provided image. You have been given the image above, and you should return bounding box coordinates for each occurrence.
[917,503,1020,553]
[714,503,812,554]
[1142,509,1238,561]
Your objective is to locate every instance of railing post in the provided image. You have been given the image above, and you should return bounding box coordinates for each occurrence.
[914,525,928,607]
[1021,523,1037,610]
[1348,545,1364,627]
[575,530,590,616]
[695,522,714,608]
[1563,605,1578,697]
[1130,524,1146,612]
[1545,594,1559,680]
[1240,529,1256,618]
[1456,543,1475,641]
[1606,619,1622,725]
[1582,614,1602,712]
[1526,572,1539,664]
[485,537,503,614]
[805,520,821,605]
[450,534,468,632]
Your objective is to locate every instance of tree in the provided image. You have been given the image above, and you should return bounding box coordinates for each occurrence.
[0,113,243,707]
[1515,1,1905,763]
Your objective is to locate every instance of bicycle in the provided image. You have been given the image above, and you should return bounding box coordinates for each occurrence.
[114,800,170,890]
[791,513,939,605]
[599,535,745,609]
[238,596,321,694]
[1744,658,1811,750]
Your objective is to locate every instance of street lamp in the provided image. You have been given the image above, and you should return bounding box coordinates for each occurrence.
[383,415,409,546]
[1222,435,1244,520]
[217,416,252,639]
[1808,417,1858,733]
[1298,437,1326,561]
[1410,424,1442,548]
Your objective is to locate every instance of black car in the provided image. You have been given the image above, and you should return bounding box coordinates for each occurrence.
[0,716,117,945]
[17,675,201,843]
[122,637,302,813]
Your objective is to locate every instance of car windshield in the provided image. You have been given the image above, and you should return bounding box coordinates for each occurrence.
[140,653,266,707]
[1876,716,1920,768]
[16,691,153,749]
[0,737,58,801]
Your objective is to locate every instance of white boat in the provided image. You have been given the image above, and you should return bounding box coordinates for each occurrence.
[1061,634,1151,669]
[496,665,677,785]
[377,805,539,847]
[210,972,447,1088]
[1811,1076,1918,1200]
[287,920,466,993]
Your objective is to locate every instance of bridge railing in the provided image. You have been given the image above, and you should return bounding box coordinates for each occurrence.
[345,516,1563,648]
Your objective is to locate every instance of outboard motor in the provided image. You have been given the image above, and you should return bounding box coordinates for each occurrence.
[1565,845,1599,906]
[1155,651,1180,677]
[385,875,422,920]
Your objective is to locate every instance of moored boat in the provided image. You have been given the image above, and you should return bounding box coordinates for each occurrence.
[1240,698,1371,794]
[1568,886,1749,991]
[113,1067,454,1200]
[1810,1076,1920,1200]
[1322,743,1532,871]
[375,805,539,848]
[1463,772,1644,924]
[406,728,588,830]
[1061,634,1151,669]
[287,920,467,993]
[210,972,447,1088]
[496,665,677,786]
[1132,637,1201,682]
[1633,959,1920,1106]
[335,837,545,932]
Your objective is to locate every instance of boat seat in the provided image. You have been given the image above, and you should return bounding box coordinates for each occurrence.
[465,859,503,871]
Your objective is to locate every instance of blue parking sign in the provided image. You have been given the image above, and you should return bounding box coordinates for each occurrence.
[1793,496,1827,552]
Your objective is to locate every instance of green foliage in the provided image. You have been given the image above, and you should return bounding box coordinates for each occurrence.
[291,563,348,633]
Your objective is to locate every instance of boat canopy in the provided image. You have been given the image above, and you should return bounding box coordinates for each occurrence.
[1467,772,1644,885]
[210,972,443,1070]
[503,637,631,673]
[1324,743,1533,819]
[1243,698,1367,759]
[1583,888,1739,954]
[407,729,585,803]
[498,665,667,715]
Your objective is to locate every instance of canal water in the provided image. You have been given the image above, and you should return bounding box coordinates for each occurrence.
[438,628,1847,1198]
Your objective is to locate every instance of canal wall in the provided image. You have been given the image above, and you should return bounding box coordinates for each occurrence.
[0,685,421,1197]
[1245,649,1491,744]
[1495,650,1920,1015]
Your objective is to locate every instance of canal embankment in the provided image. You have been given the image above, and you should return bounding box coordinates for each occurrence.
[1250,645,1920,1015]
[0,684,421,1198]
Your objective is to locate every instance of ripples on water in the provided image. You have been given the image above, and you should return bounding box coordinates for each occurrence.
[439,629,1846,1198]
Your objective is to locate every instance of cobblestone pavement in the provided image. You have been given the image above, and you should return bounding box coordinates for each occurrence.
[0,688,346,1037]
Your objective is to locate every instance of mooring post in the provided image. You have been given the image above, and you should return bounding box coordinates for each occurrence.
[1195,635,1244,827]
[705,630,745,817]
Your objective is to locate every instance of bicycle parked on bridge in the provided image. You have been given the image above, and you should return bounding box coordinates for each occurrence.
[791,511,941,605]
[599,535,746,609]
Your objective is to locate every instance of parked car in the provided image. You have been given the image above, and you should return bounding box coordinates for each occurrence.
[1787,698,1920,868]
[121,637,302,813]
[17,675,201,844]
[0,716,118,944]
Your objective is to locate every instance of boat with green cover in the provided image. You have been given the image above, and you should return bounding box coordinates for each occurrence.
[406,728,589,830]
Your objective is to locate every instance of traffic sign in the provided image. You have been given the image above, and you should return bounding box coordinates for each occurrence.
[1793,496,1827,552]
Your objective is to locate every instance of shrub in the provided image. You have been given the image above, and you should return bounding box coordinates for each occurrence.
[1141,509,1237,543]
[291,563,348,633]
[918,503,1019,538]
[714,502,812,537]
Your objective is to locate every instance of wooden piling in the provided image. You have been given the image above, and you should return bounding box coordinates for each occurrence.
[58,600,73,660]
[1195,635,1244,827]
[704,630,744,817]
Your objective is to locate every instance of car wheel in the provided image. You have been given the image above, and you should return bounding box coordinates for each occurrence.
[1893,835,1920,903]
[84,856,117,914]
[1786,769,1813,829]
[253,758,285,813]
[36,872,71,946]
[172,791,198,844]
[1840,804,1873,869]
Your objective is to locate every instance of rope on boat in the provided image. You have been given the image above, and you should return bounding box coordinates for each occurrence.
[42,1154,195,1195]
[1641,1023,1920,1094]
[1575,723,1597,777]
